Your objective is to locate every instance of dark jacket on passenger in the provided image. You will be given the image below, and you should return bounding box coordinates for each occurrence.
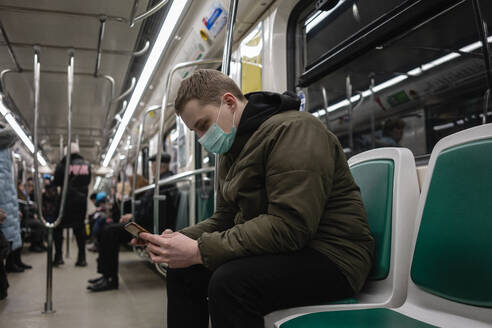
[134,170,178,233]
[54,153,91,228]
[180,92,374,293]
[42,183,59,222]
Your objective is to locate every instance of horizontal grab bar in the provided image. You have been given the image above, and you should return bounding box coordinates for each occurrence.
[134,167,214,195]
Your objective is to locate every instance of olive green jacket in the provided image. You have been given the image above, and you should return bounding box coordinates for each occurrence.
[180,110,374,292]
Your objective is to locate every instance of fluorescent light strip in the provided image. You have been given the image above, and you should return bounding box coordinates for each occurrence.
[94,176,102,191]
[0,97,47,166]
[4,113,34,152]
[314,37,492,118]
[103,0,189,167]
[305,0,346,34]
[420,52,460,71]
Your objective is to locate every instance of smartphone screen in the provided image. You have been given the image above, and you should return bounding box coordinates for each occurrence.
[124,222,149,238]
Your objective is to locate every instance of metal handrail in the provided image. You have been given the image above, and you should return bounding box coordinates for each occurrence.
[369,76,376,149]
[346,75,354,151]
[111,77,136,104]
[94,16,107,77]
[321,87,330,130]
[144,167,213,195]
[131,105,161,219]
[153,58,222,235]
[0,5,127,23]
[130,0,169,27]
[217,0,238,209]
[0,69,14,92]
[133,40,150,57]
[0,23,21,72]
[32,48,73,314]
[0,68,115,133]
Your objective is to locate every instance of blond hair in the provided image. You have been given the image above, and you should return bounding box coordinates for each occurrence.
[174,69,246,114]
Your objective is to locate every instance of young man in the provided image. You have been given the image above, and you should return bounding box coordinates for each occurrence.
[139,69,374,328]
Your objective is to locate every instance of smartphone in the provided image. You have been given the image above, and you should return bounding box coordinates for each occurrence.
[124,222,150,238]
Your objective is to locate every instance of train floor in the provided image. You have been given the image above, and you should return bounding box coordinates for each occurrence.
[0,238,167,328]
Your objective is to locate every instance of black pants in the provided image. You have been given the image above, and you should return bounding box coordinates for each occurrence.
[166,248,354,328]
[53,224,86,261]
[0,232,9,297]
[23,218,46,246]
[97,223,132,279]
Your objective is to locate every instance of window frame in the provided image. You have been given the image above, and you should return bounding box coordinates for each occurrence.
[286,0,466,89]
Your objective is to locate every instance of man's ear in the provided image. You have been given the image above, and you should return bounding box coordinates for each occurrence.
[222,93,237,110]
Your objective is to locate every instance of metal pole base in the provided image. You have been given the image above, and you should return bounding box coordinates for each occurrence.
[42,302,56,314]
[44,228,55,313]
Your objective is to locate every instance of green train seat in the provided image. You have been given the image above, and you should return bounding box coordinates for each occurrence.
[265,148,420,327]
[276,123,492,328]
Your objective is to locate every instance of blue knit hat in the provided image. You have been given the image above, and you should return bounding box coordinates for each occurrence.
[96,192,107,203]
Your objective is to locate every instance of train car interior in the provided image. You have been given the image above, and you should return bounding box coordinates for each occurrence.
[0,0,490,327]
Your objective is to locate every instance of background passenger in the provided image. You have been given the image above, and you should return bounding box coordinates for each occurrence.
[138,69,374,328]
[0,126,31,273]
[376,118,405,147]
[0,208,10,300]
[25,177,35,201]
[87,153,177,292]
[53,142,91,267]
[87,192,111,252]
[86,192,98,244]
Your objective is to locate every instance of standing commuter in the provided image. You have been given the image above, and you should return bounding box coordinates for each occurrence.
[0,208,10,299]
[138,70,374,328]
[0,126,31,273]
[53,142,91,267]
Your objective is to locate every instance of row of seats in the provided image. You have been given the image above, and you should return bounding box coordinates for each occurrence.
[265,123,492,327]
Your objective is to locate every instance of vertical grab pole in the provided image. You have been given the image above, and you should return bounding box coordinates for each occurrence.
[471,0,492,124]
[369,75,376,149]
[216,0,238,209]
[120,168,126,218]
[132,106,161,219]
[34,48,73,314]
[346,75,354,152]
[65,228,70,258]
[321,87,330,130]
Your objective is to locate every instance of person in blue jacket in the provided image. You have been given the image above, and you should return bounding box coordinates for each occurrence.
[0,125,31,273]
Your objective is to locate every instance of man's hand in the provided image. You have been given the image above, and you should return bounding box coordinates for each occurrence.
[119,213,132,224]
[0,208,6,224]
[139,231,203,269]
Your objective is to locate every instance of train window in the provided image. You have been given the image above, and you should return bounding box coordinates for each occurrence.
[300,0,408,68]
[164,128,179,174]
[239,22,263,94]
[290,0,492,157]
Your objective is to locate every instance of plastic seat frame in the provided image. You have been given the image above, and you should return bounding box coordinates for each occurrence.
[266,147,420,327]
[392,123,492,327]
[275,124,492,328]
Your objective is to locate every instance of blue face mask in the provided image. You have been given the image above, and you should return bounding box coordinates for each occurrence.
[198,101,236,154]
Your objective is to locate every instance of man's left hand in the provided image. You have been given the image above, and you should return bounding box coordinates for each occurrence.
[139,232,202,269]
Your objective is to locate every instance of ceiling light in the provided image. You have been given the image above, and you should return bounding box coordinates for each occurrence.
[305,0,347,34]
[0,95,48,166]
[103,0,190,167]
[94,176,102,191]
